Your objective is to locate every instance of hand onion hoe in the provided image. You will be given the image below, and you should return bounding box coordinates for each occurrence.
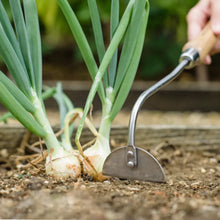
[103,22,218,183]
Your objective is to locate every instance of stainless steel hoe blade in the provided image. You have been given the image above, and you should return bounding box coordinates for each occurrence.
[103,145,166,182]
[103,59,192,183]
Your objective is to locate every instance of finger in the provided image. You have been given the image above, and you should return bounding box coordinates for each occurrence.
[204,55,212,65]
[186,0,210,40]
[210,0,220,35]
[210,40,220,55]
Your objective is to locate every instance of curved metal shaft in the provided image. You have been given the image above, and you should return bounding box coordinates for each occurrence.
[127,58,190,146]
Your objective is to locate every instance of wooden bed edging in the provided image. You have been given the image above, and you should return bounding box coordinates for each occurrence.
[43,81,220,112]
[0,125,220,154]
[2,81,220,112]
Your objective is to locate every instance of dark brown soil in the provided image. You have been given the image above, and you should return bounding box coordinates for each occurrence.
[0,141,219,219]
[0,111,220,219]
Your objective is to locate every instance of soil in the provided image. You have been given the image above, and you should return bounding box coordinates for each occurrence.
[0,111,220,220]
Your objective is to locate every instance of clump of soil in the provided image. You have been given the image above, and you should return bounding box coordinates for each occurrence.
[0,143,219,219]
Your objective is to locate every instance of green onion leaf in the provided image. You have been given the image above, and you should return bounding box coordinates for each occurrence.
[110,3,149,121]
[54,83,74,140]
[0,86,57,124]
[56,0,105,103]
[75,0,135,143]
[0,24,32,98]
[0,0,26,69]
[113,0,146,96]
[42,87,57,100]
[23,0,42,97]
[109,0,119,87]
[0,71,36,114]
[0,81,46,137]
[9,0,35,90]
[55,82,68,130]
[87,0,109,87]
[0,112,15,124]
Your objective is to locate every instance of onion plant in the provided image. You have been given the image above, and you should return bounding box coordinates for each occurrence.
[0,0,81,178]
[57,0,150,180]
[0,0,149,181]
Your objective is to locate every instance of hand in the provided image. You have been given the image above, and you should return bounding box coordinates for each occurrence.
[187,0,220,64]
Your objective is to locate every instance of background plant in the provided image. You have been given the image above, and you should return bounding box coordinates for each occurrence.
[139,0,197,78]
[35,0,127,46]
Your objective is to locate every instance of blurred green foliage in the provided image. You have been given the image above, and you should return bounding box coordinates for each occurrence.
[35,0,198,78]
[36,0,128,46]
[139,0,197,78]
[1,0,198,78]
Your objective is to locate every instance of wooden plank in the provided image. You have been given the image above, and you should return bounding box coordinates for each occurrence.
[1,125,219,154]
[0,125,26,154]
[43,81,220,111]
[1,81,220,111]
[110,125,220,153]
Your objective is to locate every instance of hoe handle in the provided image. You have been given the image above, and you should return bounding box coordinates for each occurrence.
[183,22,218,63]
[127,60,189,146]
[128,22,218,147]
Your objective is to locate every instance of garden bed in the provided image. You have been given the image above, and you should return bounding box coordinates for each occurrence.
[0,115,220,219]
[1,81,220,220]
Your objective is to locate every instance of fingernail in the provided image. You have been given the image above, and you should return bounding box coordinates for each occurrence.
[212,23,220,35]
[204,56,211,65]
